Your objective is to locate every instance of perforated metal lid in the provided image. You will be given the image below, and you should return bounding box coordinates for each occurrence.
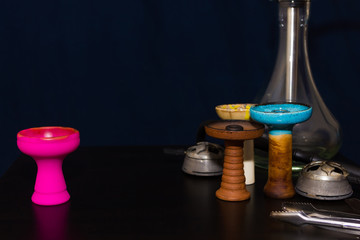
[300,161,349,181]
[295,161,353,200]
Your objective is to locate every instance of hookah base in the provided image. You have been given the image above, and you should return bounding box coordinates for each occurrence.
[216,188,250,202]
[32,190,70,206]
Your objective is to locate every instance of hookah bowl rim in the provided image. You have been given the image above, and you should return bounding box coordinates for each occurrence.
[250,102,312,126]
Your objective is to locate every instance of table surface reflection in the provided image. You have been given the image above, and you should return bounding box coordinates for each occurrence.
[0,146,359,240]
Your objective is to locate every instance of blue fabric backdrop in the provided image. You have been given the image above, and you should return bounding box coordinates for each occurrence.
[1,0,360,175]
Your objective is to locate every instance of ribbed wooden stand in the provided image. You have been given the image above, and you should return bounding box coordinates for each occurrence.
[216,140,250,201]
[264,133,295,199]
[204,120,264,202]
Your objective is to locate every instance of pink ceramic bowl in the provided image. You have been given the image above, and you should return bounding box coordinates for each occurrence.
[17,126,80,206]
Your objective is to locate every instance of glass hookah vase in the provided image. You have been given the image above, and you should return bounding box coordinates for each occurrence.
[260,0,342,160]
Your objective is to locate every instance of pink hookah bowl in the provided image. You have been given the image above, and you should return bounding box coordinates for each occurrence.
[17,127,80,206]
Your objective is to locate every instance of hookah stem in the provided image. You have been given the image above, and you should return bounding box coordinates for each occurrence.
[265,131,294,199]
[286,6,299,102]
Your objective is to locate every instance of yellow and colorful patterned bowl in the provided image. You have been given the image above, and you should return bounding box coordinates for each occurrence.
[215,103,256,120]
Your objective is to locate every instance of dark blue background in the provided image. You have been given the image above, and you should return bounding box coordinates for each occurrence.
[1,0,360,175]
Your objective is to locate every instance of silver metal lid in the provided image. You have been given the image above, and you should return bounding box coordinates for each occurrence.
[295,161,353,200]
[182,142,224,176]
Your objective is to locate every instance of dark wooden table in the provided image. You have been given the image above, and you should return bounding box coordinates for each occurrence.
[0,146,359,239]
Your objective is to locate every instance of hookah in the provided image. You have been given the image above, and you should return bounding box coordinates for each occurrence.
[257,0,342,168]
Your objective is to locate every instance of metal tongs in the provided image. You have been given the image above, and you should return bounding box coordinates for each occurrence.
[270,202,360,234]
[282,202,360,219]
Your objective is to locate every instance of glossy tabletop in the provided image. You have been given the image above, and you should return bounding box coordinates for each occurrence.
[0,146,359,240]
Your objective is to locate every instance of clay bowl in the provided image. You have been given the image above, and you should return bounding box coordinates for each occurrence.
[215,104,255,120]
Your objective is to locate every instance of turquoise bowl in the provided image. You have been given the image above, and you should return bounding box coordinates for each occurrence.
[250,103,312,126]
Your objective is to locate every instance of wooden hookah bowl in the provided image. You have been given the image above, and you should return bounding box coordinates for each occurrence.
[205,120,264,201]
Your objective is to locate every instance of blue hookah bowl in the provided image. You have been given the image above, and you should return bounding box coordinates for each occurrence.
[250,103,312,199]
[250,103,312,130]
